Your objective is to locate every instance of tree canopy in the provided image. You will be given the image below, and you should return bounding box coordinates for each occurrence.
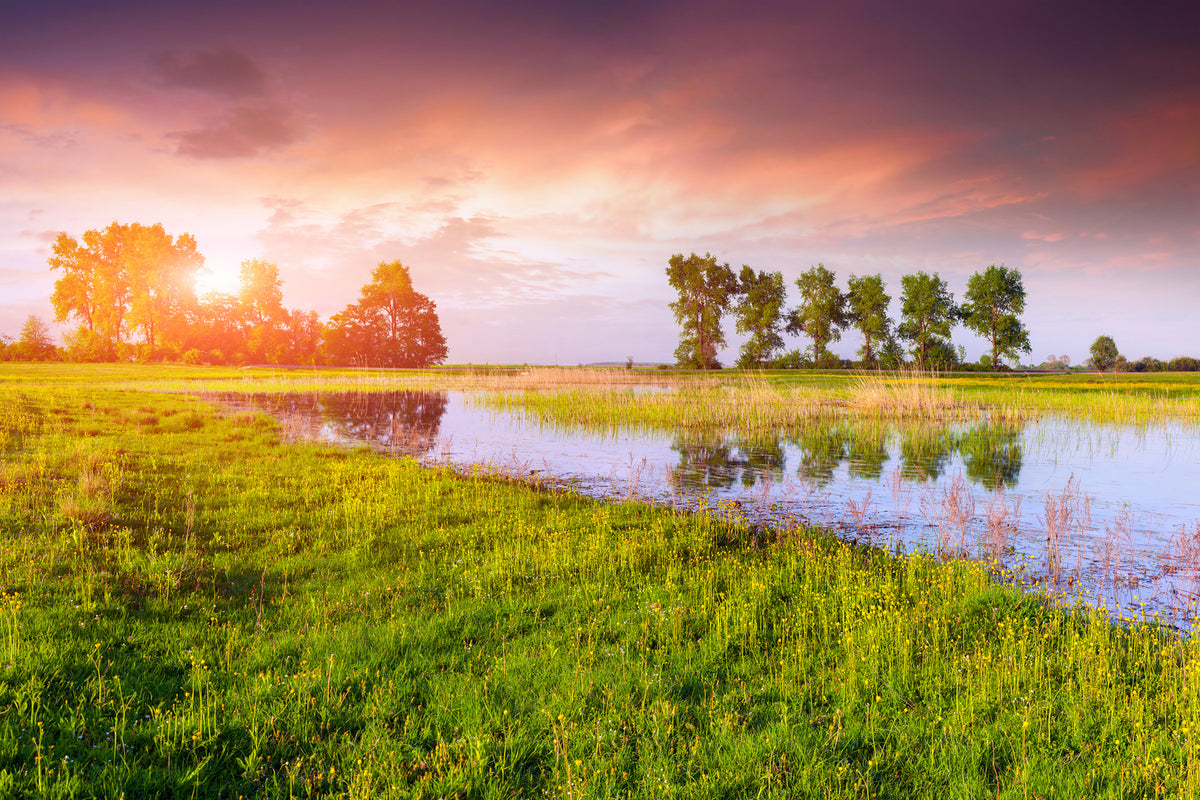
[50,222,203,359]
[39,221,448,366]
[1089,335,1120,373]
[11,316,57,361]
[897,271,959,368]
[733,266,787,368]
[322,260,448,367]
[846,273,893,367]
[787,264,848,367]
[961,264,1030,368]
[666,252,737,369]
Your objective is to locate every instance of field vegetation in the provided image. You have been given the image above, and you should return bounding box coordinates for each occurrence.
[3,364,1200,797]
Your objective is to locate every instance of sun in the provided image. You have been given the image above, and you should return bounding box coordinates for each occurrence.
[194,263,242,297]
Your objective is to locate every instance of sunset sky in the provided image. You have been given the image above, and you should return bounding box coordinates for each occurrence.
[3,0,1198,365]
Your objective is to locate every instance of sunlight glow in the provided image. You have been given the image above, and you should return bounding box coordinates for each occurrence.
[195,264,241,297]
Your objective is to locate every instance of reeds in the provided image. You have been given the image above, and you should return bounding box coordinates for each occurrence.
[844,369,967,418]
[1038,476,1090,585]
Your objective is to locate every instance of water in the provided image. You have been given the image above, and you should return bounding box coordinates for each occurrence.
[217,390,1200,628]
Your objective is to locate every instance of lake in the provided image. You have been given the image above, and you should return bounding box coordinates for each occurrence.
[217,389,1200,628]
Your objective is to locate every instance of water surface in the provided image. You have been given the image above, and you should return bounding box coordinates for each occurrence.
[218,390,1200,628]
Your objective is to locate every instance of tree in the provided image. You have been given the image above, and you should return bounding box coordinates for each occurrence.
[733,266,787,368]
[1089,335,1120,373]
[49,222,203,359]
[897,271,959,368]
[786,264,848,366]
[323,260,448,367]
[961,264,1031,368]
[846,273,893,367]
[236,259,288,362]
[666,252,737,369]
[12,315,58,361]
[124,224,203,355]
[238,259,284,326]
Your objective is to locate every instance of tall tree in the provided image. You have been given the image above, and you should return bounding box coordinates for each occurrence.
[961,264,1031,368]
[1089,335,1120,373]
[49,222,203,359]
[124,223,203,355]
[666,252,737,369]
[733,266,787,368]
[897,271,959,368]
[238,259,284,327]
[323,260,448,367]
[846,273,893,367]
[786,264,847,366]
[237,259,287,362]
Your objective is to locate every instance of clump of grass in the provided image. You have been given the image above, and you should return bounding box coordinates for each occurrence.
[844,369,967,418]
[57,450,118,531]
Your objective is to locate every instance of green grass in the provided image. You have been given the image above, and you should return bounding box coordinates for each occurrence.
[2,364,1200,797]
[484,371,1200,433]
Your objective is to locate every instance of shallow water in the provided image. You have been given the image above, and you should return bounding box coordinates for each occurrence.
[218,390,1200,628]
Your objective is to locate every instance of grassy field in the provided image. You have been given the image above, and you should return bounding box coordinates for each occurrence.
[2,364,1200,797]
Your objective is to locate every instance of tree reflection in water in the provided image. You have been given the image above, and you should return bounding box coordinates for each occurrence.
[667,433,785,491]
[959,424,1023,489]
[666,419,1026,493]
[222,391,449,457]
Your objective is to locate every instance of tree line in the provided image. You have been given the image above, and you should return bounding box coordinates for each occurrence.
[1084,335,1200,374]
[667,253,1031,370]
[0,221,448,367]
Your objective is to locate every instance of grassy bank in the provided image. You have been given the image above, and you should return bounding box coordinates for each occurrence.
[1,365,1198,797]
[486,371,1200,433]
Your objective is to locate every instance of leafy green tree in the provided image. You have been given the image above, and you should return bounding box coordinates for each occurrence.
[666,252,737,369]
[323,260,448,367]
[961,264,1031,368]
[1089,335,1120,373]
[897,271,959,368]
[846,273,893,367]
[786,264,848,367]
[734,266,787,368]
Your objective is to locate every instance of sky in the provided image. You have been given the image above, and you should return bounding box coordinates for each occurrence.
[2,0,1198,365]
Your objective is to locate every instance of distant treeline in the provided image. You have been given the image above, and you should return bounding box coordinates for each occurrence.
[0,222,448,367]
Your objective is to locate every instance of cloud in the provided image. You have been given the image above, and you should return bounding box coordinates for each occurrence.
[168,104,299,158]
[0,123,77,149]
[16,228,59,244]
[148,45,267,99]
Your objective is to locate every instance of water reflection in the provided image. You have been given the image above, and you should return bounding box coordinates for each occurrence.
[214,390,1200,628]
[959,424,1023,489]
[667,434,785,491]
[221,391,449,456]
[673,420,1027,491]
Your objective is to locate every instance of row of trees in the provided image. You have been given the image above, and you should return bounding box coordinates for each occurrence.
[17,221,448,367]
[667,253,1030,369]
[1085,336,1200,374]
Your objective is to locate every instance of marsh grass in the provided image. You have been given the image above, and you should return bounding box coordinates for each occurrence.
[844,370,965,418]
[4,364,1200,797]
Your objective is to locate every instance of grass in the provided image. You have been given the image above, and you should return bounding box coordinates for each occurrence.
[2,364,1200,797]
[486,370,1200,433]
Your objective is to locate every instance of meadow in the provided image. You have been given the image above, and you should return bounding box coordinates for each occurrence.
[2,364,1200,798]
